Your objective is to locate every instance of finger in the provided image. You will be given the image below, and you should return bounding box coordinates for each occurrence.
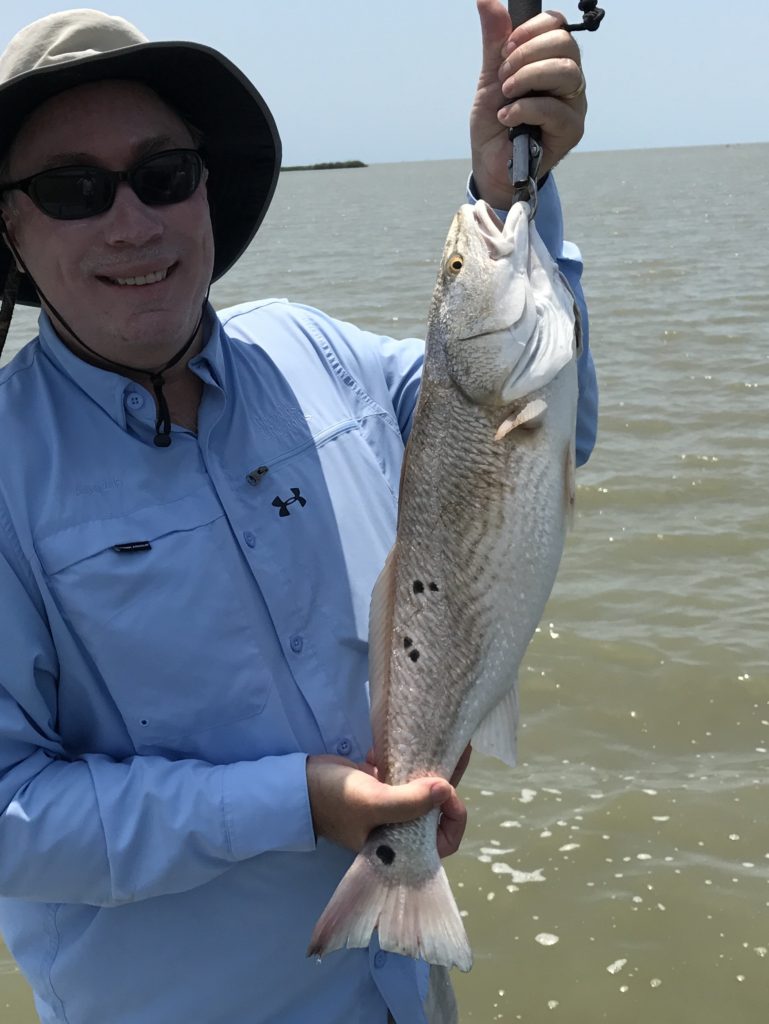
[498,94,586,136]
[503,9,568,57]
[500,29,581,80]
[363,749,382,779]
[374,776,451,825]
[449,744,472,789]
[476,0,513,78]
[501,58,585,104]
[437,791,468,858]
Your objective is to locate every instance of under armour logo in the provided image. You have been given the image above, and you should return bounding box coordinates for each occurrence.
[272,488,307,517]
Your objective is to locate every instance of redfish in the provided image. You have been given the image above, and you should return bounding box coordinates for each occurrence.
[309,198,581,971]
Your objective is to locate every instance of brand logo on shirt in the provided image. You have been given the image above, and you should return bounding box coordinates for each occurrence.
[75,478,123,497]
[272,488,307,518]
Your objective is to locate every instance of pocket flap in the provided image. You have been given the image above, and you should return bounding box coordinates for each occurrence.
[36,491,225,575]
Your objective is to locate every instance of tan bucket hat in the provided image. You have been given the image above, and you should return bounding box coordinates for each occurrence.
[0,8,282,307]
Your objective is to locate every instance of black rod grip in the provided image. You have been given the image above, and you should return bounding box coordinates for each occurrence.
[508,1,542,29]
[506,1,543,187]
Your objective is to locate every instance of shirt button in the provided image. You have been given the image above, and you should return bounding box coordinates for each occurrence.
[336,738,352,756]
[243,531,256,548]
[125,392,145,410]
[374,951,387,969]
[290,635,304,654]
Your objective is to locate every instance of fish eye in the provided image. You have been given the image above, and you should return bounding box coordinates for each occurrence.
[447,254,464,275]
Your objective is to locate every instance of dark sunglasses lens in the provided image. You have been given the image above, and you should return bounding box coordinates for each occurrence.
[31,169,114,220]
[132,151,202,206]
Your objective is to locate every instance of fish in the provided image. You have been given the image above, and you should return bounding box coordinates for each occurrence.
[308,197,582,972]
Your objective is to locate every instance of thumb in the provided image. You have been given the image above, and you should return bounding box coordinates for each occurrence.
[476,0,512,77]
[381,777,452,824]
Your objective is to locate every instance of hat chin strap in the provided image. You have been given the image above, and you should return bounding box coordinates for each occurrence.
[3,231,209,448]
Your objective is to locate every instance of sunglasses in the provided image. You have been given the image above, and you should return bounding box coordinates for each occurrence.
[1,148,204,221]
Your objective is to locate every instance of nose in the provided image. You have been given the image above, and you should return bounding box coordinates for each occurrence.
[102,181,164,247]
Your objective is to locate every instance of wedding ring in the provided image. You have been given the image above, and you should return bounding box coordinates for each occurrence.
[562,70,586,102]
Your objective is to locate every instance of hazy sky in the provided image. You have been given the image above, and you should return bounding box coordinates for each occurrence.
[2,1,766,165]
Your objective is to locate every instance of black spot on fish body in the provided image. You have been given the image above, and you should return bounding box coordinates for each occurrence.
[413,580,425,595]
[403,637,413,649]
[409,649,420,663]
[429,582,439,592]
[376,845,396,866]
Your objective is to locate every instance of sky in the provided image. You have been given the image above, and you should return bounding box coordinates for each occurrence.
[2,1,766,165]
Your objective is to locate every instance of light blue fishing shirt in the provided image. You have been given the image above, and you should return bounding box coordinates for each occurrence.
[0,177,596,1024]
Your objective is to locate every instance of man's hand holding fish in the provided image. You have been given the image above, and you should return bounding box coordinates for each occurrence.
[306,756,467,857]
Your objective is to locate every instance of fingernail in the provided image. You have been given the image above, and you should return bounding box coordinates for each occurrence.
[430,782,449,803]
[501,38,517,58]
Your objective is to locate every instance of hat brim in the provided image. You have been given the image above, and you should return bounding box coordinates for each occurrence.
[0,41,281,306]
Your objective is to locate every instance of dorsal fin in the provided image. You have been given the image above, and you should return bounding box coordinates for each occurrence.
[368,547,397,766]
[565,435,576,531]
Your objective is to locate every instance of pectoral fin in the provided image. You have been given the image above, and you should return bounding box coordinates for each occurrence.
[494,399,548,442]
[472,687,519,767]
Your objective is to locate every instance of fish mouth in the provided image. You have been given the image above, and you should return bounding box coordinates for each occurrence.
[472,201,525,260]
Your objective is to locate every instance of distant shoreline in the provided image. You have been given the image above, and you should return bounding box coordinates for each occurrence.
[281,160,367,172]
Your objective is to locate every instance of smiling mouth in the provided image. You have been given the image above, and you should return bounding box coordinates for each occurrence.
[100,264,176,288]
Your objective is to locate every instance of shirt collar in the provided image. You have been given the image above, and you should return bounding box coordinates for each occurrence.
[37,303,225,429]
[189,306,227,389]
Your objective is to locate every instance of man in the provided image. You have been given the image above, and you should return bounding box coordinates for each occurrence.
[0,4,596,1023]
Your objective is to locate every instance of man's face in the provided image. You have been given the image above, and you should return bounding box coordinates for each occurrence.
[2,79,215,368]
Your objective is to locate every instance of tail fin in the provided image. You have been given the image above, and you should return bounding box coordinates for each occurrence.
[308,851,473,972]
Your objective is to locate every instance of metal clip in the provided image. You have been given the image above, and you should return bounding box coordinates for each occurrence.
[508,131,543,218]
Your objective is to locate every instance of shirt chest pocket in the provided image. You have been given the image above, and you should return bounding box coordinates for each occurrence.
[35,492,269,754]
[244,419,400,650]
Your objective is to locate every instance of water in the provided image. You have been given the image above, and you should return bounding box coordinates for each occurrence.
[2,144,768,1022]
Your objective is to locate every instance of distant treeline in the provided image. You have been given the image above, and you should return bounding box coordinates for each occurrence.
[281,160,367,171]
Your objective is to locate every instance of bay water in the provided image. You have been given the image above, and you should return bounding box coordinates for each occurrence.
[1,144,767,1021]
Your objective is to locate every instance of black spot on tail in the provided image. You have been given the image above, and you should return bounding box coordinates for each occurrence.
[408,649,420,663]
[376,845,396,866]
[413,580,425,595]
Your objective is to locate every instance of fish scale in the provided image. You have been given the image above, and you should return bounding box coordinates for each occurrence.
[309,198,580,972]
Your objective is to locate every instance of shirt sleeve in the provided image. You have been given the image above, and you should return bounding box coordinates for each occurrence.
[0,509,316,908]
[468,174,598,466]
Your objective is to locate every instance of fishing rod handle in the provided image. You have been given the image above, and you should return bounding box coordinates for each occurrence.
[507,0,543,146]
[506,1,543,201]
[508,1,542,29]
